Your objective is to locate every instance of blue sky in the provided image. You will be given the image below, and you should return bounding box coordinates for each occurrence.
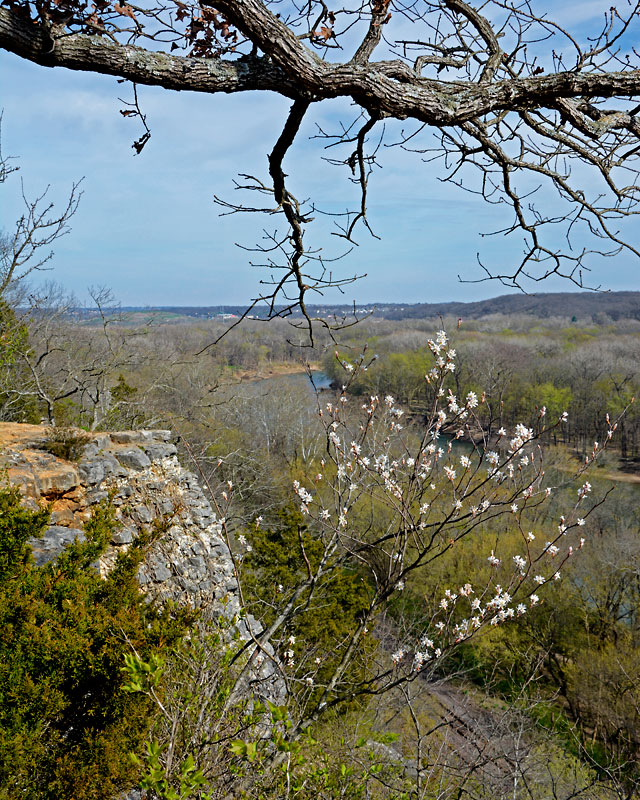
[1,1,639,307]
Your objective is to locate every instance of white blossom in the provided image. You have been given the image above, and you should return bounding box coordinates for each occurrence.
[513,555,527,572]
[436,330,448,346]
[578,481,592,499]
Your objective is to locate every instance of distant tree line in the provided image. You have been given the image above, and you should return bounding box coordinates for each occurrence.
[326,323,640,462]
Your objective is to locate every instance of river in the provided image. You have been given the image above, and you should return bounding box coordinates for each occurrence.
[243,370,334,393]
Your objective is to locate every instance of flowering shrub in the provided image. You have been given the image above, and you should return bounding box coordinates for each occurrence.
[277,330,619,694]
[124,616,407,800]
[136,329,626,798]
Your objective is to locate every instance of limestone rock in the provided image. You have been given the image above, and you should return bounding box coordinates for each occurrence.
[111,431,153,444]
[0,424,243,616]
[35,463,79,496]
[111,526,135,545]
[141,442,178,460]
[78,459,106,486]
[115,448,151,471]
[30,526,85,567]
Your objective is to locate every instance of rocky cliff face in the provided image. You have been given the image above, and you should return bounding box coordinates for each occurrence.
[0,422,284,701]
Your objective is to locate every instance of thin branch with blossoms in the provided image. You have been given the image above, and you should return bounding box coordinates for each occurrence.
[175,329,627,792]
[272,330,625,719]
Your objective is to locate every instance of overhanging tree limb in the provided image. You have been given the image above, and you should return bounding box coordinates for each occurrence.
[0,8,299,96]
[3,7,640,122]
[3,0,640,320]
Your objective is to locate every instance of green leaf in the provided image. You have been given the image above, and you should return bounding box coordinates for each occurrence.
[230,740,247,757]
[182,753,196,774]
[245,741,258,762]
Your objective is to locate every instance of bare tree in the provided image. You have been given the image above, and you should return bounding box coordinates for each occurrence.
[1,2,640,335]
[0,284,148,426]
[0,127,80,298]
[0,183,81,298]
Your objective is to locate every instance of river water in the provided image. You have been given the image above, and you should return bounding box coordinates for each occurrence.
[244,370,333,393]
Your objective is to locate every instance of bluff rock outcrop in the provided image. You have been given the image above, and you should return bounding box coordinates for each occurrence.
[0,422,283,701]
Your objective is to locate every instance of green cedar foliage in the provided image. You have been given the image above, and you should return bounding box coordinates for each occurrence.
[0,486,189,800]
[241,507,372,696]
[39,426,92,461]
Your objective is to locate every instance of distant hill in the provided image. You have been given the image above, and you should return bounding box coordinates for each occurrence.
[379,291,640,321]
[75,291,640,324]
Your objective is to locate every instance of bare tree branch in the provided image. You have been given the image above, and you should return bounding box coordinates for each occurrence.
[3,0,640,321]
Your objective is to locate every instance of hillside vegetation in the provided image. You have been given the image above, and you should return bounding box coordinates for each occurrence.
[0,294,638,800]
